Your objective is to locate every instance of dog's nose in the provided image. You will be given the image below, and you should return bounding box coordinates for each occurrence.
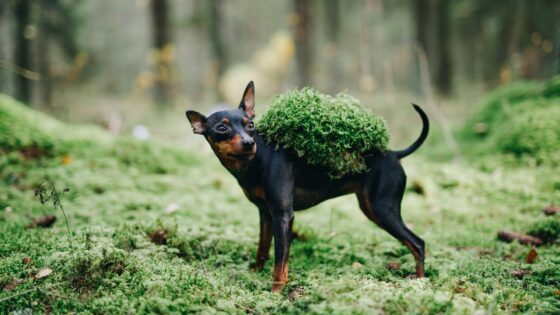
[242,139,255,151]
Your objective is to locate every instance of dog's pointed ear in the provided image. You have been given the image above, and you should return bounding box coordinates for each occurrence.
[239,81,255,119]
[186,110,207,134]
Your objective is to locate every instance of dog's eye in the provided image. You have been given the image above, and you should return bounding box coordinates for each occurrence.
[216,124,228,132]
[246,121,254,130]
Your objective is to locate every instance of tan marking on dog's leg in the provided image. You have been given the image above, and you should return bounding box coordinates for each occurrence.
[404,241,425,277]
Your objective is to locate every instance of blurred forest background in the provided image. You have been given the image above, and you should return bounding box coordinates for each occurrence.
[2,1,560,312]
[0,0,559,144]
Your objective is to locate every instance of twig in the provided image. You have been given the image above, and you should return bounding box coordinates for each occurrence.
[36,287,72,301]
[0,286,74,304]
[0,59,41,81]
[0,288,36,303]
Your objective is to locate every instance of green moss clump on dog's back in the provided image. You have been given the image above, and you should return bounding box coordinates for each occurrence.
[257,88,389,178]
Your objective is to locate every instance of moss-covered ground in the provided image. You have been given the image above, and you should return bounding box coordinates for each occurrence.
[1,81,559,314]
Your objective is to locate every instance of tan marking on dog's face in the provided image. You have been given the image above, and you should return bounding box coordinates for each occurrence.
[222,118,230,125]
[207,134,255,170]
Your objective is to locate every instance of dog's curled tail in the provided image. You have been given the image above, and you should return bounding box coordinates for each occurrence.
[394,104,429,159]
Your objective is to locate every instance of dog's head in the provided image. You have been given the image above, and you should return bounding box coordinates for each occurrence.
[186,81,257,170]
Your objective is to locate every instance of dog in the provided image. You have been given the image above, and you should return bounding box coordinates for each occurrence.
[186,81,429,292]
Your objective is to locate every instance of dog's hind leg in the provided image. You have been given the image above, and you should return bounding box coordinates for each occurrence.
[357,162,425,277]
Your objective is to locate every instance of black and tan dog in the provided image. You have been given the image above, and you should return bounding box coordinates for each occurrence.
[186,81,429,292]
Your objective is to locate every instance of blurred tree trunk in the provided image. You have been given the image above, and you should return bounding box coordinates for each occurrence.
[14,0,33,104]
[415,0,451,96]
[37,0,54,108]
[293,0,313,87]
[557,39,560,75]
[208,0,226,100]
[150,0,174,106]
[0,1,6,94]
[487,2,520,84]
[323,0,341,93]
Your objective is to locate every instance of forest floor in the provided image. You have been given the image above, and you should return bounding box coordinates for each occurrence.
[1,84,559,314]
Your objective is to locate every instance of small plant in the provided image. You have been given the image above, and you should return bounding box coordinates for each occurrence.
[34,179,73,248]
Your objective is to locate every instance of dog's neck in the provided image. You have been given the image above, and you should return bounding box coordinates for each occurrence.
[220,156,254,180]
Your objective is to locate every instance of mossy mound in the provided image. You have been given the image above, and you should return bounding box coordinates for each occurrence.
[494,104,560,164]
[257,88,389,178]
[0,94,110,157]
[462,76,560,165]
[0,94,194,174]
[0,94,61,154]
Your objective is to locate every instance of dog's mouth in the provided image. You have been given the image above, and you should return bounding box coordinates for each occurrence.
[228,148,256,160]
[229,151,255,159]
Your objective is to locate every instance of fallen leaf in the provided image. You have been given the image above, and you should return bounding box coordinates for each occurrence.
[386,261,401,271]
[351,262,363,269]
[410,180,425,196]
[474,122,488,135]
[510,269,531,279]
[19,145,46,159]
[62,155,73,165]
[526,247,538,264]
[288,285,305,302]
[453,286,466,293]
[3,279,24,291]
[543,205,559,216]
[27,215,57,228]
[497,230,543,246]
[35,268,52,279]
[478,249,493,256]
[149,229,168,245]
[4,207,13,213]
[22,256,32,265]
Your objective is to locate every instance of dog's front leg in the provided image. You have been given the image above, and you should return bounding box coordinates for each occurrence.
[271,210,294,292]
[254,207,273,271]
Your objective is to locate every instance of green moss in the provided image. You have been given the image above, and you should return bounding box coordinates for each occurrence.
[543,75,560,99]
[0,94,60,154]
[0,94,115,162]
[0,94,196,174]
[257,88,389,178]
[462,76,560,165]
[495,104,560,165]
[1,92,559,313]
[528,218,560,244]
